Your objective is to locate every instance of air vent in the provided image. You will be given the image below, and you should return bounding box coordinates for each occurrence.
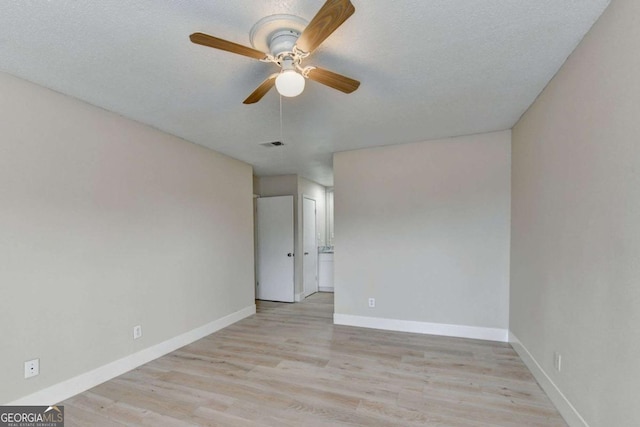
[260,141,285,148]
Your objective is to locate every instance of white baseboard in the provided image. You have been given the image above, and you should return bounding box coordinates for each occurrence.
[509,332,588,427]
[319,287,334,292]
[8,304,256,406]
[334,313,508,342]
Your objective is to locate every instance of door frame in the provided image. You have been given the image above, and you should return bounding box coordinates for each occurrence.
[302,195,318,298]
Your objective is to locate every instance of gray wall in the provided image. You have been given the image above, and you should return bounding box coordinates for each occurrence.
[257,175,298,198]
[510,0,640,425]
[0,72,255,403]
[334,131,511,331]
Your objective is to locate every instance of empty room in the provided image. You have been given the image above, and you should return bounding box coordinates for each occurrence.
[1,1,638,426]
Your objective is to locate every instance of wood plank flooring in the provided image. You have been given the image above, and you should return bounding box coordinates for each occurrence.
[62,293,566,426]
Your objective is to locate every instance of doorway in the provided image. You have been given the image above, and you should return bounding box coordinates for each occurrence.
[302,196,318,298]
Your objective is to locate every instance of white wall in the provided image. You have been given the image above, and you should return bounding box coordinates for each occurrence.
[257,175,298,198]
[510,0,639,425]
[252,175,261,195]
[0,72,255,404]
[334,131,511,340]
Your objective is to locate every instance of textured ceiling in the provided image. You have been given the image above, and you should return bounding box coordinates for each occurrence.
[0,0,609,186]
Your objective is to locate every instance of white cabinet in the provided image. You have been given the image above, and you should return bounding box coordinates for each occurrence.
[318,252,334,292]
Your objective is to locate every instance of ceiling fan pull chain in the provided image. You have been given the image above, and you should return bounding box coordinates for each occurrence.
[279,94,287,167]
[279,94,284,144]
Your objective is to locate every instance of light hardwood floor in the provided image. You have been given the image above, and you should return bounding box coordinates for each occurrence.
[62,293,566,426]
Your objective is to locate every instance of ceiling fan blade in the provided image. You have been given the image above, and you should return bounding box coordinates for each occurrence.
[306,67,360,94]
[243,74,279,104]
[295,0,355,54]
[190,32,267,60]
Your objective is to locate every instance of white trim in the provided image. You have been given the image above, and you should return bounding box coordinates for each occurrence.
[8,304,256,406]
[334,313,508,342]
[318,286,334,292]
[509,332,589,427]
[301,194,319,298]
[295,292,304,302]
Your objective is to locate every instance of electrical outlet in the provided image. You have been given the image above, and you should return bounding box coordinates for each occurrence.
[24,358,39,379]
[368,298,375,308]
[133,325,143,340]
[554,352,562,372]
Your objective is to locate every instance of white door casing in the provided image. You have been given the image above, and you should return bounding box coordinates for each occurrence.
[303,196,318,298]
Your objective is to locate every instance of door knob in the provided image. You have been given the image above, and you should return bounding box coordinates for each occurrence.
[304,252,309,255]
[287,253,294,257]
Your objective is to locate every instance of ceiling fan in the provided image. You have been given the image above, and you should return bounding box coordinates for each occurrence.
[189,0,360,104]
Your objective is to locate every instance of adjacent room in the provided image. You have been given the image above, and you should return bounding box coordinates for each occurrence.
[1,1,638,426]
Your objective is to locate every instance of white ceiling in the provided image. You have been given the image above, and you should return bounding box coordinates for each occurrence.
[0,0,609,186]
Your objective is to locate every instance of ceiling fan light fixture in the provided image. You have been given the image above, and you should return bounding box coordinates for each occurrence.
[190,0,359,104]
[275,69,305,97]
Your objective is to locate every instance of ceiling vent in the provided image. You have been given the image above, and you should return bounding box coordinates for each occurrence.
[260,141,285,148]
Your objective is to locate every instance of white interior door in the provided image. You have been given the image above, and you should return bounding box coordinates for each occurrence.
[303,197,318,298]
[257,196,294,302]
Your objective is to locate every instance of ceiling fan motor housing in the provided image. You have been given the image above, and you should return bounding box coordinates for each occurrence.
[269,30,300,57]
[249,14,308,57]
